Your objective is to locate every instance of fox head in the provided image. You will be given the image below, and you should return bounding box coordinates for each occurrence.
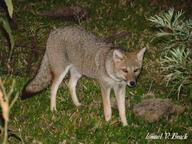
[112,48,146,87]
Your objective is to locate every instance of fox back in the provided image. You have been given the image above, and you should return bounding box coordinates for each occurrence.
[46,26,113,78]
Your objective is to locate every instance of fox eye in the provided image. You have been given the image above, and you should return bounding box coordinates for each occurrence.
[134,68,140,73]
[122,68,128,73]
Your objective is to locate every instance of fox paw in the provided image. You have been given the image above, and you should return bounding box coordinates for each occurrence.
[105,114,111,121]
[50,106,57,112]
[122,120,128,126]
[74,102,81,107]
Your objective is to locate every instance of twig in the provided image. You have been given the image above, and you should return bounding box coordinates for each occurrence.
[9,92,19,110]
[0,78,7,98]
[7,80,15,100]
[0,90,9,144]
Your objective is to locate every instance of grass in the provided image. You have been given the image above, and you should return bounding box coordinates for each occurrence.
[5,76,192,144]
[0,0,192,143]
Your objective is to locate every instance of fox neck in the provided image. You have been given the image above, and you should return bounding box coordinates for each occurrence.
[105,49,122,82]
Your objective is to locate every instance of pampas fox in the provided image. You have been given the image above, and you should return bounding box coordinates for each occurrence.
[21,26,146,126]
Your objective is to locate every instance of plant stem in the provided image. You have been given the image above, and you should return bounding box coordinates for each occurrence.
[3,120,8,144]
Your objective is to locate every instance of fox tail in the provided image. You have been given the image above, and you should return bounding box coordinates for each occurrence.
[21,54,52,99]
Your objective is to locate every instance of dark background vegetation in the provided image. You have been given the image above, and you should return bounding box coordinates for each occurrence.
[1,0,192,76]
[0,0,192,143]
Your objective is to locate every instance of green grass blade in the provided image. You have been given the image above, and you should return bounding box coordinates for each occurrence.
[0,18,14,49]
[4,0,13,18]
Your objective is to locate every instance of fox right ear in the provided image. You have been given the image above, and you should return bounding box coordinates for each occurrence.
[113,49,124,62]
[137,47,146,63]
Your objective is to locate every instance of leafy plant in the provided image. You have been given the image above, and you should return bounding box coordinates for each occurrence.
[0,0,14,71]
[0,78,20,144]
[0,1,21,144]
[149,9,192,98]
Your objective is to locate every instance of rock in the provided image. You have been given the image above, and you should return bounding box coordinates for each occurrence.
[133,98,185,122]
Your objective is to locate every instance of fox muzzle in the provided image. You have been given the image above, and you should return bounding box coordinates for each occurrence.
[126,80,136,87]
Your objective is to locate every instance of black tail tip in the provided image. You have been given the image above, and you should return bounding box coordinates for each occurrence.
[20,89,35,100]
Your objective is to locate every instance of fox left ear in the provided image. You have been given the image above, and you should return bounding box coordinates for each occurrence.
[137,48,146,62]
[113,49,124,62]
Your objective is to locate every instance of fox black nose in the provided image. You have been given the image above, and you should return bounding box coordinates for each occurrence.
[130,81,136,87]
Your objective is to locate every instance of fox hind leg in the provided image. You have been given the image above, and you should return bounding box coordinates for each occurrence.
[68,67,82,106]
[50,65,71,111]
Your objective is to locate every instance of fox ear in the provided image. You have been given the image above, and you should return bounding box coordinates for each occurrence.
[137,48,146,62]
[113,49,124,62]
